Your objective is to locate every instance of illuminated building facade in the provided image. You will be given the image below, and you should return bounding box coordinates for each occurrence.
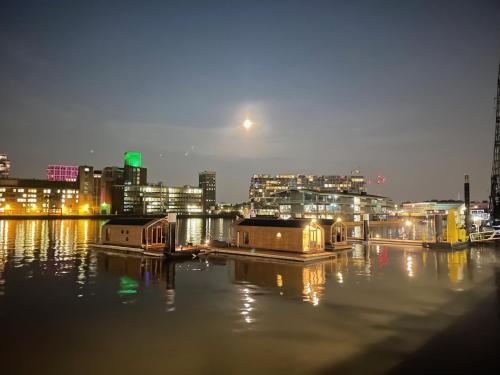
[0,154,11,178]
[0,178,79,214]
[77,166,94,213]
[123,151,147,186]
[116,184,203,215]
[249,173,366,204]
[252,189,394,221]
[124,151,142,168]
[166,186,203,214]
[93,170,102,211]
[47,165,79,182]
[117,184,166,215]
[401,201,465,217]
[199,171,216,213]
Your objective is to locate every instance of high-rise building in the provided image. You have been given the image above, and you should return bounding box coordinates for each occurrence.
[199,171,216,213]
[47,165,79,182]
[0,154,11,178]
[93,169,102,211]
[77,166,95,213]
[123,151,147,185]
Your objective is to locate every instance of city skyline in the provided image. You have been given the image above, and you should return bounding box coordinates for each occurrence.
[1,0,500,203]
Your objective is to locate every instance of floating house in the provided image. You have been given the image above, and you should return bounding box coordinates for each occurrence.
[101,217,170,251]
[233,218,325,253]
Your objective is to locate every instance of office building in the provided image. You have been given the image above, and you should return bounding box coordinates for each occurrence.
[199,171,216,213]
[47,165,79,182]
[116,184,202,215]
[0,178,79,214]
[0,154,11,178]
[166,186,203,214]
[118,184,167,215]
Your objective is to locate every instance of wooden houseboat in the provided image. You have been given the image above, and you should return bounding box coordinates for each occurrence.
[101,217,170,253]
[233,218,325,253]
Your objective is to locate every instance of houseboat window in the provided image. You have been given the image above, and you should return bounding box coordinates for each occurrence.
[153,228,157,243]
[303,224,322,251]
[311,230,318,242]
[105,228,110,241]
[126,230,129,234]
[142,229,146,245]
[243,231,249,244]
[121,230,124,234]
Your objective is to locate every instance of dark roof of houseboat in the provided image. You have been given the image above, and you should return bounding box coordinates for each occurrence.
[317,219,334,225]
[104,218,162,226]
[237,218,309,228]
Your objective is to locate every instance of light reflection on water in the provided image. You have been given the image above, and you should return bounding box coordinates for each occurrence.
[349,220,434,241]
[0,219,498,375]
[175,217,232,245]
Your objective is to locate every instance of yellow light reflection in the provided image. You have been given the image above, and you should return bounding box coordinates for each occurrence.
[447,250,467,284]
[302,264,325,306]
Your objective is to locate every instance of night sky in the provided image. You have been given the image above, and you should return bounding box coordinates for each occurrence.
[1,0,499,202]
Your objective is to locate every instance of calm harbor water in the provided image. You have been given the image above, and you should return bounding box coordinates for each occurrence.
[0,219,499,375]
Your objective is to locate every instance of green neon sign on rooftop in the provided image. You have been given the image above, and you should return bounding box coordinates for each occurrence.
[124,151,142,167]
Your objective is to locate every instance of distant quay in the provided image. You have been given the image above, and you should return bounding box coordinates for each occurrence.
[0,212,239,220]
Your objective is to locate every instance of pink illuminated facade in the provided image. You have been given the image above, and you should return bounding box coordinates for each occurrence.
[47,165,79,182]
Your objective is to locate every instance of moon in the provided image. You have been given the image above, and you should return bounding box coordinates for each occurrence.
[243,118,253,130]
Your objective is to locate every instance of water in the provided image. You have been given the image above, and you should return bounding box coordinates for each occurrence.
[351,220,432,241]
[0,219,498,375]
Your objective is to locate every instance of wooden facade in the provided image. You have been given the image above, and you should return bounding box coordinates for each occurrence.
[101,217,169,250]
[234,218,325,253]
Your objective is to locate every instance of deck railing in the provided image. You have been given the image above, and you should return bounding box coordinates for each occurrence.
[469,230,500,242]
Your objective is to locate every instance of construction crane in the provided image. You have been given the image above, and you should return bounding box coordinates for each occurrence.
[489,62,500,224]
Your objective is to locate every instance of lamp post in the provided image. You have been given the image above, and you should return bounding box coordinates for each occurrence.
[464,174,471,238]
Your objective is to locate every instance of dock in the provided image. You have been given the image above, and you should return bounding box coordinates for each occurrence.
[205,247,348,263]
[91,243,164,257]
[90,243,352,263]
[90,243,203,258]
